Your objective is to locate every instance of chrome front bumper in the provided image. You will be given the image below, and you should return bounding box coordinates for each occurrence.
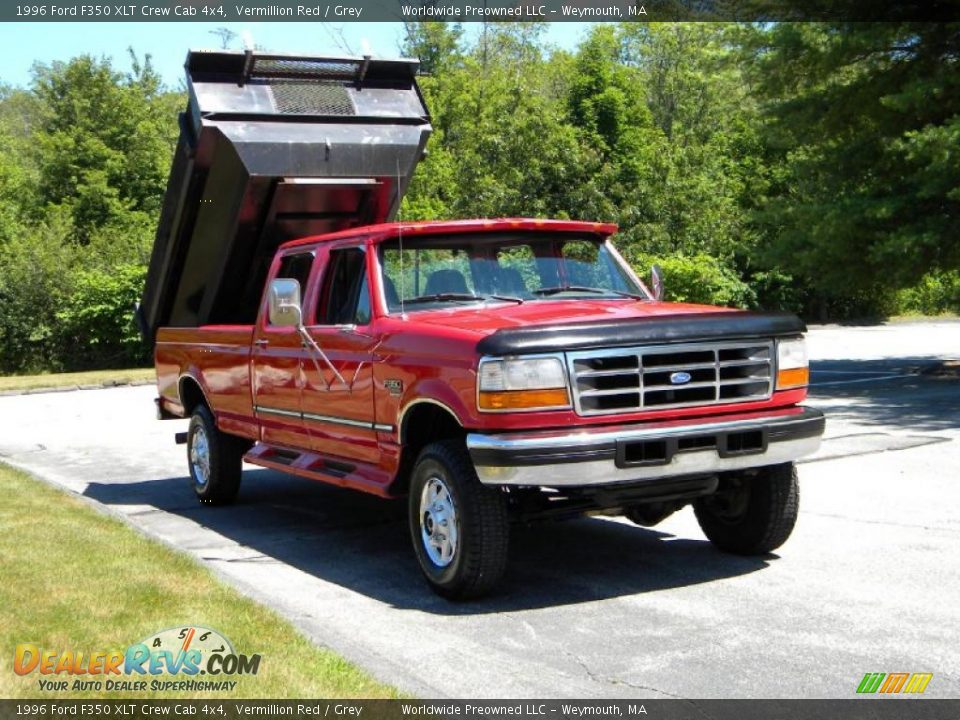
[466,406,824,487]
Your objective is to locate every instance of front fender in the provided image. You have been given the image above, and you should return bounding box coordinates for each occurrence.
[397,378,475,433]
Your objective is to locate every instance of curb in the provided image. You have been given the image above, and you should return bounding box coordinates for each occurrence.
[0,378,154,397]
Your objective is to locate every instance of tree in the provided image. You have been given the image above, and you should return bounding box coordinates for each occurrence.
[617,23,766,262]
[0,86,43,238]
[30,53,179,242]
[0,52,181,372]
[401,21,464,76]
[565,26,664,235]
[209,27,238,50]
[749,22,960,296]
[404,24,595,221]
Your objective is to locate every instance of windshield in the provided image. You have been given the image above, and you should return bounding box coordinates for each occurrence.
[378,233,647,313]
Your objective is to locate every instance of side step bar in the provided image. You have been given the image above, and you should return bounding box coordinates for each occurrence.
[242,442,393,498]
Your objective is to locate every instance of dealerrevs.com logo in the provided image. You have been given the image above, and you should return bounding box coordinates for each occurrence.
[14,626,261,693]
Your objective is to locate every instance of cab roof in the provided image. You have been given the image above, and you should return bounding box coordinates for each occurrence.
[278,218,620,251]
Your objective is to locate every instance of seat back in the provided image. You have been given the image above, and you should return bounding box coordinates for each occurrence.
[496,267,527,296]
[424,269,469,296]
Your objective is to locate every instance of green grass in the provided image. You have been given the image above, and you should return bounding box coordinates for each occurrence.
[888,311,960,322]
[0,463,397,699]
[0,368,155,393]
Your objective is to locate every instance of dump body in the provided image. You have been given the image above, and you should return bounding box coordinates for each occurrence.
[138,50,431,341]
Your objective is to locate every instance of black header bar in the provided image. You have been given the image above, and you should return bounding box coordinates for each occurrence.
[3,0,960,22]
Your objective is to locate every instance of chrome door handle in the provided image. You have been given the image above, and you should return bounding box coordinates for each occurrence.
[254,339,269,347]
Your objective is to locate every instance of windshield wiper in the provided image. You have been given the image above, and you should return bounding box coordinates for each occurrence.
[403,292,524,306]
[532,285,646,300]
[487,294,524,305]
[404,293,485,305]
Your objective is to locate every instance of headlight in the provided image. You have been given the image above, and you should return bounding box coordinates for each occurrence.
[478,356,570,411]
[776,338,809,389]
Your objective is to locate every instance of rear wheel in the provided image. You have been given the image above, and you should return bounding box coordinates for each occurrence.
[187,404,244,505]
[693,463,799,555]
[408,440,509,600]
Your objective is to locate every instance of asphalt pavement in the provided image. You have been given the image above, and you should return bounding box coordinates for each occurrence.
[1,320,958,698]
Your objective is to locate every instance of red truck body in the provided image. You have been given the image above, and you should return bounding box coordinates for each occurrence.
[155,218,815,500]
[145,50,822,598]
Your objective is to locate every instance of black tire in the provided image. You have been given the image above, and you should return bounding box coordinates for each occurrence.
[408,439,509,600]
[693,463,799,555]
[187,404,244,505]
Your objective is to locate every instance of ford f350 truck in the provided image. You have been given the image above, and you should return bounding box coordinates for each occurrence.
[140,50,824,599]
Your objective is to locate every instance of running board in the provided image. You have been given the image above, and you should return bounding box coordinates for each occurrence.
[243,442,393,497]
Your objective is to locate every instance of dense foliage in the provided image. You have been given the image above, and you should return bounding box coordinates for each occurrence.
[0,51,179,373]
[0,24,957,373]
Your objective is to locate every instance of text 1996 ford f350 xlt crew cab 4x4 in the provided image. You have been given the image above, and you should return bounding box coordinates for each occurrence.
[139,50,824,599]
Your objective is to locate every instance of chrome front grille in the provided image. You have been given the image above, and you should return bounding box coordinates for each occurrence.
[568,341,774,416]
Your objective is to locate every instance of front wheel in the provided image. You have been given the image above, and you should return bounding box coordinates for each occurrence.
[693,463,799,555]
[187,405,244,505]
[408,440,509,600]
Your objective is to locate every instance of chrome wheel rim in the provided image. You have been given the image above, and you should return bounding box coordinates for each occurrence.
[419,475,459,568]
[190,425,211,487]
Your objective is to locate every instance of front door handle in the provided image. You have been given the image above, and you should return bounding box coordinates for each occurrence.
[254,339,269,347]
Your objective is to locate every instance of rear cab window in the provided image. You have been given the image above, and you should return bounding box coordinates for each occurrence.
[315,247,371,326]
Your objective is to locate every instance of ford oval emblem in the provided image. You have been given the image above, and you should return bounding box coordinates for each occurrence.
[670,371,692,385]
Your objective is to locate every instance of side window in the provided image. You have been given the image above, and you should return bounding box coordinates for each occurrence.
[270,252,314,326]
[316,248,370,325]
[354,274,371,325]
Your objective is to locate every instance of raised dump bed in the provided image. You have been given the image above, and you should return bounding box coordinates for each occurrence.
[138,49,432,341]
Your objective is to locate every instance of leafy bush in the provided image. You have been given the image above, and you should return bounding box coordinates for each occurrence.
[622,250,756,308]
[896,271,960,316]
[55,264,148,370]
[0,214,79,374]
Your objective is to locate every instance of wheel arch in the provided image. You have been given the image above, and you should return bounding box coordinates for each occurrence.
[393,399,466,495]
[178,374,210,416]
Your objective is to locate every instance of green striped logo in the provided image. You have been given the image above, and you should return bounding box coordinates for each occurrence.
[857,672,933,694]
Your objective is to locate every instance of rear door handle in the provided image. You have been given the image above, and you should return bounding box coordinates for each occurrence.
[254,339,269,347]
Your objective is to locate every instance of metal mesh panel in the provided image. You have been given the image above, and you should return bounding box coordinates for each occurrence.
[269,81,355,116]
[252,57,360,79]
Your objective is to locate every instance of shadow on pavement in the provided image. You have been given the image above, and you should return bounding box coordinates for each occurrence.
[810,356,960,432]
[83,468,770,614]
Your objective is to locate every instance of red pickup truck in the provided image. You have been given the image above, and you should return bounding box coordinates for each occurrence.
[141,51,823,599]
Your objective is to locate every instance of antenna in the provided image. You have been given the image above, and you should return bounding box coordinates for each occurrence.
[396,158,406,316]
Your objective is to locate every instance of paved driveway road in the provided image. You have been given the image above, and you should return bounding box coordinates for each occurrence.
[1,321,958,698]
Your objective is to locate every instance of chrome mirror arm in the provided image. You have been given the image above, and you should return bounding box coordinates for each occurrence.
[280,303,349,391]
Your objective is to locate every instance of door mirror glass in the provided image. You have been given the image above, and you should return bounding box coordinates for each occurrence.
[268,278,302,327]
[650,264,664,301]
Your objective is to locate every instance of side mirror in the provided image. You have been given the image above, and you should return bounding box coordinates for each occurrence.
[268,279,302,327]
[650,264,664,301]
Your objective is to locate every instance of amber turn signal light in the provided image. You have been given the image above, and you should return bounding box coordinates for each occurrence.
[776,367,809,389]
[478,388,570,410]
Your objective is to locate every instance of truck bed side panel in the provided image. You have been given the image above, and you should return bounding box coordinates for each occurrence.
[155,326,257,440]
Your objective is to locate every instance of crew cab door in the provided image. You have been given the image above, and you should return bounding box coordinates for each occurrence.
[251,250,318,449]
[300,245,381,465]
